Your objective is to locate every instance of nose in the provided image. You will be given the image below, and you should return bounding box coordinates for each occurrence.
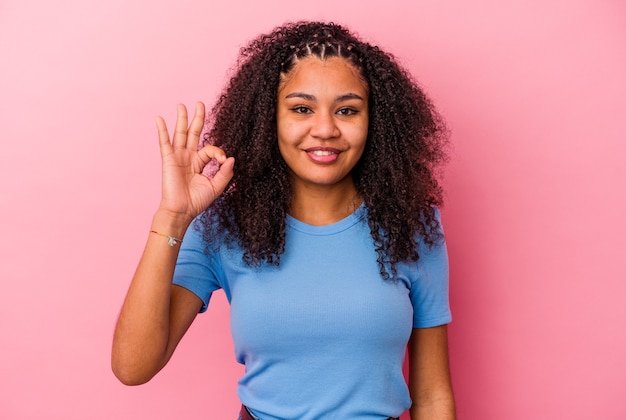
[310,111,340,139]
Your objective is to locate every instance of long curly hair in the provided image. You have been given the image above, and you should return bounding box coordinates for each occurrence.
[199,21,448,279]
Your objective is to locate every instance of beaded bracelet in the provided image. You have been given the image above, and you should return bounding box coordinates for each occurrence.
[150,230,183,247]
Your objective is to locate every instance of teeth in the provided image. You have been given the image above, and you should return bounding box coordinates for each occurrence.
[310,150,334,156]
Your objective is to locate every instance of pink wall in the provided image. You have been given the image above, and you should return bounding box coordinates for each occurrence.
[1,0,625,418]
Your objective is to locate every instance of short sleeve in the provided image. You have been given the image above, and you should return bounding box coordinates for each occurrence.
[172,220,223,313]
[409,209,452,328]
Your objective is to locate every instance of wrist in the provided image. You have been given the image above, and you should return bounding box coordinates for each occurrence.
[151,209,194,239]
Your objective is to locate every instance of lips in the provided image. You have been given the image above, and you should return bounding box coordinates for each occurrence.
[305,147,341,163]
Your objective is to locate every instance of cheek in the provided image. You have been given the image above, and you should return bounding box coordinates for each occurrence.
[276,132,296,165]
[277,123,310,158]
[277,119,301,142]
[349,123,368,150]
[352,131,368,163]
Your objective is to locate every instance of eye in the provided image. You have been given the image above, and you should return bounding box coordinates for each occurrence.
[337,107,358,116]
[291,106,312,114]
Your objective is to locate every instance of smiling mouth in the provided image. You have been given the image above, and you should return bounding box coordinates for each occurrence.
[305,148,341,163]
[309,150,336,157]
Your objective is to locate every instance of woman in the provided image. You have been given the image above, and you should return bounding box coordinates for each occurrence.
[112,21,455,419]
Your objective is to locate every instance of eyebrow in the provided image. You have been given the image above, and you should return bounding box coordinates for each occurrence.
[284,92,364,102]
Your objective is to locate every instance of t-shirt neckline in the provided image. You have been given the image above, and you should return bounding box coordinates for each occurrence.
[286,202,366,235]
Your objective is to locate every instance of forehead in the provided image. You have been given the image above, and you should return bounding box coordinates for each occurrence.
[278,56,368,95]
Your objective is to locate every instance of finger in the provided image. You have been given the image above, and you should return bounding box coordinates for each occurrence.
[171,104,189,149]
[186,102,205,152]
[210,157,235,196]
[196,145,228,168]
[155,116,172,158]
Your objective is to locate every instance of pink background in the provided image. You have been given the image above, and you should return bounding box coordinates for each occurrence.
[1,0,625,419]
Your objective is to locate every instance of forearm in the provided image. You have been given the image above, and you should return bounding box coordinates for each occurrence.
[111,210,191,384]
[408,326,456,420]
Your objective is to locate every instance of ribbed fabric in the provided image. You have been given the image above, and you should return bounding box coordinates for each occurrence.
[174,205,451,419]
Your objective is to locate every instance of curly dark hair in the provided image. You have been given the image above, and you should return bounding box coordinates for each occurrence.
[199,21,448,279]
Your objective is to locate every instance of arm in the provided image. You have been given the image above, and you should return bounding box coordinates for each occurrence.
[408,325,456,420]
[111,103,234,385]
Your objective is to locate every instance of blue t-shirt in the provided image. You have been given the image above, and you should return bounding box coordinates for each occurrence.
[173,204,451,419]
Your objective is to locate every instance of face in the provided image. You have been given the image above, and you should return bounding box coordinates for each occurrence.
[276,56,369,194]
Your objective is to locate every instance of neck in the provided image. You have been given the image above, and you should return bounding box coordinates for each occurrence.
[289,179,362,226]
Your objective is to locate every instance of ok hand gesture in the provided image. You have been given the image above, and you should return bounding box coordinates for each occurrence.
[156,102,234,224]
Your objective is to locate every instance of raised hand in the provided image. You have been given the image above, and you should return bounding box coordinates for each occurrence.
[155,102,234,223]
[112,102,234,386]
